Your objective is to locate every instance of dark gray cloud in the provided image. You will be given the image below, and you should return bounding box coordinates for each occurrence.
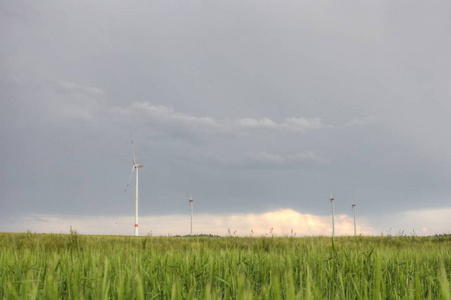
[1,1,451,234]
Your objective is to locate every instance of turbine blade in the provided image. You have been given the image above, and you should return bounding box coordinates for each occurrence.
[125,166,135,192]
[131,135,136,165]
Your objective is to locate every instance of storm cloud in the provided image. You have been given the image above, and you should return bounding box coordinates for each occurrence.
[1,1,451,235]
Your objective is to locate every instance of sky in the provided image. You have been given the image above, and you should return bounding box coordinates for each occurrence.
[1,1,451,236]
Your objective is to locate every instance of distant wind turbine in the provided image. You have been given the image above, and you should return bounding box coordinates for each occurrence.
[330,191,335,237]
[186,194,194,236]
[125,136,143,236]
[352,203,357,236]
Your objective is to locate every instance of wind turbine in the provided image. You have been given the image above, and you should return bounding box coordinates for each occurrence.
[125,136,143,236]
[352,203,357,236]
[330,191,335,237]
[186,194,194,236]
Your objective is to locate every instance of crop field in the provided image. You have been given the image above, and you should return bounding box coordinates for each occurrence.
[1,231,451,299]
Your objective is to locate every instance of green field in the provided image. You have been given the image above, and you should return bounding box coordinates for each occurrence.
[1,231,451,299]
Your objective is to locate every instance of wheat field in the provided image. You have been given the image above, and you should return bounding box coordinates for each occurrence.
[1,231,450,299]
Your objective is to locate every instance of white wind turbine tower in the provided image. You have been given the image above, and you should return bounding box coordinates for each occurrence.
[125,137,143,236]
[352,203,357,236]
[330,191,335,237]
[186,194,194,236]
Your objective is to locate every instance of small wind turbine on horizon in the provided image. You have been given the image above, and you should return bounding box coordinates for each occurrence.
[186,194,194,236]
[125,136,143,236]
[330,190,335,237]
[352,203,357,236]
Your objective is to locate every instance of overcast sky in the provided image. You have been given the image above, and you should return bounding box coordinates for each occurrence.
[1,1,451,236]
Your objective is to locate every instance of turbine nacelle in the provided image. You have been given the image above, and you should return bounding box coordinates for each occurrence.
[186,194,194,203]
[134,164,143,168]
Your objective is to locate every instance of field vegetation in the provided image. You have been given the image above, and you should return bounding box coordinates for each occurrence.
[1,230,451,299]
